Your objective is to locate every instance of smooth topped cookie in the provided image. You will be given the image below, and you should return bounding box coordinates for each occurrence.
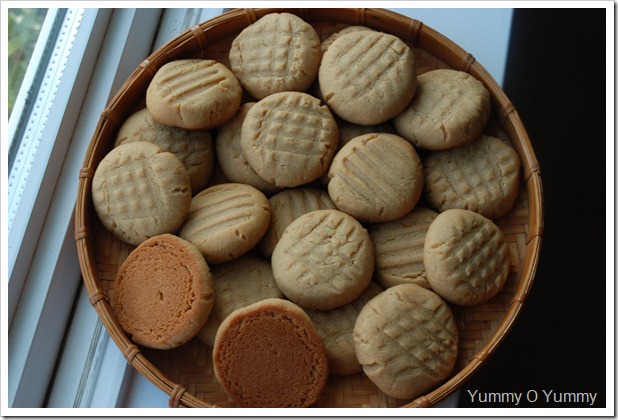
[213,298,329,407]
[115,108,214,194]
[319,30,416,125]
[113,234,214,350]
[178,183,270,264]
[424,209,511,306]
[92,142,191,246]
[196,254,283,347]
[229,12,322,99]
[393,68,491,150]
[423,134,522,219]
[305,282,382,376]
[327,133,423,223]
[368,207,439,290]
[353,283,459,400]
[259,187,336,258]
[241,91,338,188]
[215,102,280,195]
[271,209,374,310]
[146,59,242,129]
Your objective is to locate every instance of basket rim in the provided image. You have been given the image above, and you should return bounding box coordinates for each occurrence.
[74,7,543,409]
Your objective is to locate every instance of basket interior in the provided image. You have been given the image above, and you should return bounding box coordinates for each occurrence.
[75,8,543,409]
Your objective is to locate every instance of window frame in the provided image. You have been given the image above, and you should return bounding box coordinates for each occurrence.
[5,7,165,409]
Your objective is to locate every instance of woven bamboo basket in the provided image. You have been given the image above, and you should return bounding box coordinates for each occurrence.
[74,8,543,408]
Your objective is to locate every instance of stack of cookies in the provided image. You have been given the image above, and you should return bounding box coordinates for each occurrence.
[91,11,522,408]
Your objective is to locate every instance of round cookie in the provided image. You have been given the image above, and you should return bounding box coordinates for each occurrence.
[241,91,339,188]
[146,59,242,129]
[353,283,459,400]
[423,135,522,219]
[92,142,191,246]
[215,102,280,195]
[271,209,374,310]
[393,68,491,150]
[319,30,416,125]
[229,12,322,99]
[259,187,337,258]
[114,108,214,194]
[368,207,439,290]
[424,209,511,306]
[305,282,382,376]
[327,133,423,223]
[197,254,284,347]
[178,183,270,264]
[213,298,329,407]
[113,234,214,350]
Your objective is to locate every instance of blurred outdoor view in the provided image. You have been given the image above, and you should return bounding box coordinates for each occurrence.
[8,8,48,118]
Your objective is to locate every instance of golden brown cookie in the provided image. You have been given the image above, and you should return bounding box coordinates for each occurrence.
[92,142,192,246]
[353,283,458,400]
[114,108,214,194]
[113,234,214,350]
[258,187,336,258]
[424,209,511,305]
[214,102,280,195]
[229,12,322,99]
[320,25,375,53]
[241,91,339,187]
[319,31,416,125]
[196,254,283,347]
[178,183,270,264]
[368,207,439,290]
[305,282,382,376]
[393,69,491,150]
[327,133,423,223]
[423,134,522,219]
[213,298,329,407]
[146,59,242,129]
[271,209,374,310]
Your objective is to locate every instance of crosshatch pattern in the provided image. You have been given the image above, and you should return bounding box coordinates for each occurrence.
[76,9,542,409]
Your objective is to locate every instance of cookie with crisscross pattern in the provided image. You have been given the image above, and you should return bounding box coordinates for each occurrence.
[423,208,511,305]
[271,209,374,310]
[353,283,458,400]
[229,12,322,99]
[241,91,338,188]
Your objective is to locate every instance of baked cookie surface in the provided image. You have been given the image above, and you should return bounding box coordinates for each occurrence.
[241,91,338,187]
[146,59,242,129]
[197,254,283,346]
[259,187,336,258]
[319,30,416,125]
[229,12,322,99]
[353,283,458,400]
[305,282,382,376]
[92,142,191,246]
[113,234,214,350]
[271,209,374,310]
[178,183,270,264]
[327,133,423,223]
[423,209,511,306]
[115,108,214,194]
[423,134,522,219]
[393,68,490,150]
[213,298,329,407]
[368,207,439,289]
[215,102,280,195]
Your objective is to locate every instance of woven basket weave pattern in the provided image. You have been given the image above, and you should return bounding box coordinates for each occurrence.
[75,8,543,408]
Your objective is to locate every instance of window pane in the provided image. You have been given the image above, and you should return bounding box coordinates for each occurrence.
[8,8,48,118]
